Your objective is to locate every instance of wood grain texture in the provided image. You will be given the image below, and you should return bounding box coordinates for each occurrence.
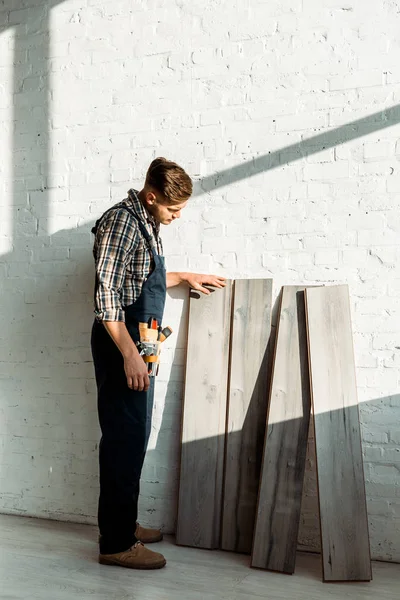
[305,285,372,582]
[176,281,233,549]
[221,279,272,554]
[251,286,311,574]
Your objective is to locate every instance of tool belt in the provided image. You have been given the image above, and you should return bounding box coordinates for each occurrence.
[137,321,173,377]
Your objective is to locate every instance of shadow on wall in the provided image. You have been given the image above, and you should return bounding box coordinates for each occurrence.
[0,0,98,520]
[195,104,400,195]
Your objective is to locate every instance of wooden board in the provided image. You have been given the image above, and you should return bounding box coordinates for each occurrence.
[305,285,372,582]
[221,279,272,554]
[251,286,311,574]
[176,281,233,549]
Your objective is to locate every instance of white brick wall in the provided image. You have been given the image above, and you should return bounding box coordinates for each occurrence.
[0,0,399,562]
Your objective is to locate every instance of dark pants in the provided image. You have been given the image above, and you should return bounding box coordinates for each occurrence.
[91,320,155,554]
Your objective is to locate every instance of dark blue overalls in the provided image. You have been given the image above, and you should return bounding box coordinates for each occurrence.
[91,206,166,555]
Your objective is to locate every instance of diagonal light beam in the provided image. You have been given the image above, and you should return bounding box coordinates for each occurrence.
[0,27,14,254]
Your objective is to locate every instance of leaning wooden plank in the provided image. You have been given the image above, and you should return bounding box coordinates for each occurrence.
[221,279,272,554]
[251,286,311,574]
[305,285,372,582]
[176,281,233,549]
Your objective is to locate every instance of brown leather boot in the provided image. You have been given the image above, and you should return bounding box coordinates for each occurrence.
[135,522,163,544]
[98,523,163,544]
[99,541,166,569]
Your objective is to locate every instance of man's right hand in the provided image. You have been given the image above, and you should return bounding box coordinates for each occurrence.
[124,352,150,392]
[102,320,150,392]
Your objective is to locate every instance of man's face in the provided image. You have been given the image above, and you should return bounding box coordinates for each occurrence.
[145,191,188,225]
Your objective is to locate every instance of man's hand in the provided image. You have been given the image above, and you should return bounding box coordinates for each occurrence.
[183,273,226,295]
[166,272,227,294]
[103,321,150,391]
[124,351,150,392]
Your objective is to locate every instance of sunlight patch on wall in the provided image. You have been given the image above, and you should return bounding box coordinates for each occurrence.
[0,29,14,255]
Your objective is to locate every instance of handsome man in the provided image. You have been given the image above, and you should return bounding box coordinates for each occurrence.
[91,158,226,569]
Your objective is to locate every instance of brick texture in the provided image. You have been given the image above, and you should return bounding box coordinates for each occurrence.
[0,0,399,562]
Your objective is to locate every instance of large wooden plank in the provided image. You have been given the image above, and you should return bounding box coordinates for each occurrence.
[221,279,272,554]
[305,285,372,582]
[251,286,311,574]
[176,281,233,549]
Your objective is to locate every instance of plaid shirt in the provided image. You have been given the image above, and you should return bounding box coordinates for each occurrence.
[93,189,164,322]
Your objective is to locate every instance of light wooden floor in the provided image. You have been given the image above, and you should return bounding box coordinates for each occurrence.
[0,514,399,600]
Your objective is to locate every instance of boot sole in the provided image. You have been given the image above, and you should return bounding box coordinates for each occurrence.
[99,556,167,569]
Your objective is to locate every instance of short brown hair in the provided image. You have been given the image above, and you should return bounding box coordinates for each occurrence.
[145,157,192,203]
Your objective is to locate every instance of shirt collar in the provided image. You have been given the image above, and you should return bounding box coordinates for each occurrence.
[127,188,159,231]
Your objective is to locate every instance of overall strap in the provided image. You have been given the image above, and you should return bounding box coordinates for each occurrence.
[122,206,160,257]
[91,204,159,257]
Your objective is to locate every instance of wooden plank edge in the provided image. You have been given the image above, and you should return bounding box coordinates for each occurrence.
[220,279,236,551]
[250,286,287,570]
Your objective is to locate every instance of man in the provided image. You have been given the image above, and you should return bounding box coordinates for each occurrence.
[91,157,226,569]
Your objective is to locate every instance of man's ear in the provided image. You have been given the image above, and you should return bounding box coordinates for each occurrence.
[146,191,156,205]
